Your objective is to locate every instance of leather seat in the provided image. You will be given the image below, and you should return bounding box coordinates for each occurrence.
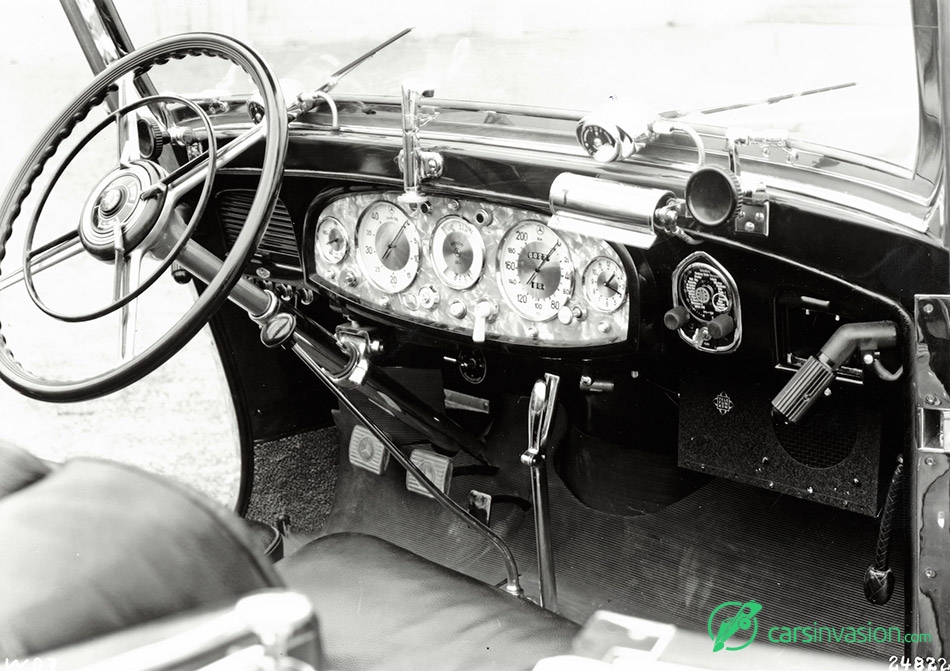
[0,444,578,669]
[279,533,578,671]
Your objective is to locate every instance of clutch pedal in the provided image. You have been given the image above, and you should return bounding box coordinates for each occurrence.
[348,424,390,475]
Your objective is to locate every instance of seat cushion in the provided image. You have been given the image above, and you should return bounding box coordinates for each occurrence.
[0,440,52,499]
[0,455,283,657]
[278,532,579,671]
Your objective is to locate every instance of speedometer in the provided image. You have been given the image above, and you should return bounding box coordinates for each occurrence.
[356,201,421,294]
[498,221,575,321]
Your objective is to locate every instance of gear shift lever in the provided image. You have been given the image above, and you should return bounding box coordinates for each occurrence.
[522,373,560,611]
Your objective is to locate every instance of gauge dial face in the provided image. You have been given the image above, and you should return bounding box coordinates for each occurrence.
[498,221,574,322]
[432,216,484,290]
[356,201,421,294]
[583,256,627,313]
[578,124,621,162]
[679,262,732,321]
[316,216,348,264]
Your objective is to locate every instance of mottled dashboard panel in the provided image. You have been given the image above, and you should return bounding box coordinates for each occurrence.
[305,192,630,347]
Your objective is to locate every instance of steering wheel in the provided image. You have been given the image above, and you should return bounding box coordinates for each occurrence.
[0,33,287,402]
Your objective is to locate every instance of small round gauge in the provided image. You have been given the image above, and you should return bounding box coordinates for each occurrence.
[432,216,485,290]
[498,221,575,322]
[315,216,348,264]
[679,262,733,321]
[356,200,421,294]
[577,123,622,162]
[583,256,627,313]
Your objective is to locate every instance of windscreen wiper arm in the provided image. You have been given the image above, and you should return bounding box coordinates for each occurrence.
[659,81,856,120]
[318,27,414,94]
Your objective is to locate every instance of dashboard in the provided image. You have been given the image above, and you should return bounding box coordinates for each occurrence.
[303,192,631,347]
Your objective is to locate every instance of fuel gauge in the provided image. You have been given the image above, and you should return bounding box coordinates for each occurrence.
[432,216,485,290]
[316,216,348,264]
[583,256,627,312]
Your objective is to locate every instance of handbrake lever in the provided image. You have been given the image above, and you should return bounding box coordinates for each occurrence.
[523,373,560,612]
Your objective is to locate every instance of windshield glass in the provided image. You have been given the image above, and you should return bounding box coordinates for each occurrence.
[114,0,918,168]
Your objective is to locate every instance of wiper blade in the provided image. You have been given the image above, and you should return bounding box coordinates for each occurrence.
[318,27,413,94]
[660,81,856,119]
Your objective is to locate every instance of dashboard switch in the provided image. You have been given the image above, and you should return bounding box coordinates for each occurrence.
[418,285,440,310]
[557,306,575,325]
[448,300,467,319]
[663,305,690,330]
[472,299,498,343]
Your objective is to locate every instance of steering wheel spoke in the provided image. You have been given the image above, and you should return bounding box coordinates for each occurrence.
[0,229,83,294]
[116,74,142,166]
[113,247,143,361]
[162,122,265,203]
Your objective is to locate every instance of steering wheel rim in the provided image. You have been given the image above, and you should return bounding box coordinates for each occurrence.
[0,33,288,402]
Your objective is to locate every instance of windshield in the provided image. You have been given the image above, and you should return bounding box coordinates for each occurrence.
[111,0,919,168]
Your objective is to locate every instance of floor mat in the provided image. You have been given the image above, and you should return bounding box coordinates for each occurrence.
[319,397,904,660]
[246,427,339,533]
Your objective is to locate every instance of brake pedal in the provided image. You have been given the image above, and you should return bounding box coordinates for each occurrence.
[405,448,453,498]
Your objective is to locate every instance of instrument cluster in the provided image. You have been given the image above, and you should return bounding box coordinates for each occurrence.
[305,192,630,347]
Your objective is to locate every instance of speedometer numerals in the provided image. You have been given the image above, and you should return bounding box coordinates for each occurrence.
[498,221,575,321]
[356,201,421,294]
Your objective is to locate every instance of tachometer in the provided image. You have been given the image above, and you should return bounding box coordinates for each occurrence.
[316,216,348,264]
[432,216,484,290]
[583,256,627,312]
[498,221,575,321]
[356,201,421,294]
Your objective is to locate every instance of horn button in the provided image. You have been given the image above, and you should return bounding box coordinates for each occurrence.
[79,162,166,260]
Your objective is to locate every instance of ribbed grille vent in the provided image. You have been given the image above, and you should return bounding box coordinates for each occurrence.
[217,190,299,267]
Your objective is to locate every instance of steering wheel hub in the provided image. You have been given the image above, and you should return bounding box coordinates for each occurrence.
[79,162,165,260]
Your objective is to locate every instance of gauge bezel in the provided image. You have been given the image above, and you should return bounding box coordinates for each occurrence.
[355,200,421,294]
[315,216,349,265]
[583,256,628,313]
[497,220,576,322]
[431,215,485,290]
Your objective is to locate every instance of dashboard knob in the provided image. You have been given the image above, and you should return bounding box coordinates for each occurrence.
[341,270,359,288]
[707,314,735,339]
[418,285,440,310]
[472,299,498,343]
[557,305,575,325]
[663,305,690,330]
[448,300,467,319]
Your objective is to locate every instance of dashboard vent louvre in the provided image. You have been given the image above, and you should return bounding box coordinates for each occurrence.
[217,190,299,267]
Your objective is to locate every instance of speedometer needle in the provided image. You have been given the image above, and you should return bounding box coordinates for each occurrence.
[526,242,560,286]
[381,221,409,261]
